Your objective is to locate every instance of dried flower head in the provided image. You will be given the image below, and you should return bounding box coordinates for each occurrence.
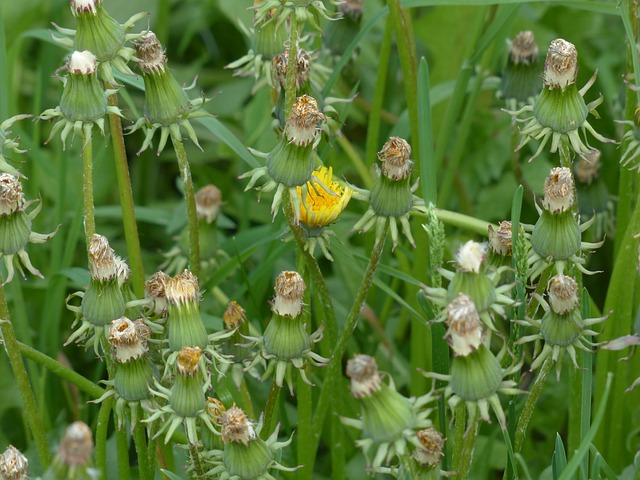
[223,301,246,330]
[67,50,97,74]
[346,354,382,398]
[284,95,326,147]
[456,240,487,273]
[445,294,483,356]
[272,49,312,89]
[547,274,579,314]
[378,136,413,180]
[488,221,513,256]
[165,270,200,305]
[88,234,118,281]
[544,39,578,89]
[0,174,25,215]
[109,317,148,362]
[59,421,93,467]
[145,270,170,313]
[195,184,222,223]
[543,167,574,213]
[176,346,202,376]
[221,405,256,445]
[272,270,305,317]
[509,31,538,65]
[135,31,166,72]
[0,445,28,480]
[413,428,445,468]
[574,149,601,184]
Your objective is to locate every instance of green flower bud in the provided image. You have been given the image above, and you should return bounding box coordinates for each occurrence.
[530,168,581,260]
[135,32,192,126]
[254,1,288,58]
[370,137,414,217]
[413,428,445,469]
[165,270,208,352]
[539,274,582,348]
[171,346,206,418]
[0,174,30,255]
[145,270,170,315]
[109,317,155,401]
[346,354,414,443]
[0,445,28,480]
[221,301,251,362]
[221,406,273,478]
[447,241,497,314]
[71,0,126,63]
[60,51,107,123]
[324,0,363,56]
[501,31,541,106]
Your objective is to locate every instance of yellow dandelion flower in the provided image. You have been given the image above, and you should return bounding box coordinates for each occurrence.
[297,166,352,229]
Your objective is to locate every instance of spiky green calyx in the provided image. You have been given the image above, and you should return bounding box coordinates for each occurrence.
[71,0,126,63]
[60,51,108,123]
[450,344,502,401]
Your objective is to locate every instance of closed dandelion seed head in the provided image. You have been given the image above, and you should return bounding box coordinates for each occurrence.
[166,270,200,305]
[70,0,100,15]
[67,50,97,74]
[0,174,24,215]
[284,95,326,147]
[221,405,255,445]
[575,150,601,185]
[548,274,579,314]
[445,294,483,357]
[0,445,28,480]
[207,397,226,426]
[456,240,487,273]
[544,39,578,90]
[378,137,413,180]
[346,354,382,398]
[413,428,445,468]
[176,346,202,376]
[273,270,305,317]
[510,31,538,65]
[145,270,170,313]
[223,301,246,330]
[88,234,118,281]
[543,167,574,213]
[59,421,93,467]
[488,221,513,256]
[272,49,312,88]
[135,31,166,73]
[109,317,148,362]
[341,0,364,15]
[195,184,222,223]
[114,256,130,284]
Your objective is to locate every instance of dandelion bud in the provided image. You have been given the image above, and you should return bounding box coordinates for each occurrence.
[171,346,206,417]
[272,270,305,317]
[59,51,107,124]
[223,301,247,330]
[575,150,601,185]
[0,174,25,216]
[378,136,413,181]
[58,421,94,467]
[283,95,326,148]
[0,173,31,260]
[543,167,575,213]
[346,354,382,399]
[548,274,579,314]
[368,137,414,219]
[145,270,170,315]
[165,270,208,351]
[195,184,222,224]
[445,294,483,357]
[447,241,497,316]
[501,31,541,107]
[0,445,28,480]
[413,428,445,468]
[543,39,578,90]
[71,0,125,63]
[253,2,288,58]
[456,240,486,273]
[488,221,513,257]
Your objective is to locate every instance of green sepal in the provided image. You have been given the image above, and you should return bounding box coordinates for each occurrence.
[323,9,361,57]
[533,83,588,134]
[263,313,309,361]
[0,211,31,255]
[113,357,156,402]
[530,209,581,260]
[222,437,273,479]
[450,344,502,401]
[447,271,497,314]
[60,73,108,123]
[142,69,192,126]
[501,59,541,104]
[171,372,205,418]
[82,278,126,326]
[370,175,412,218]
[360,382,414,443]
[74,5,126,62]
[223,328,252,362]
[255,21,288,58]
[266,138,314,187]
[167,302,209,352]
[540,308,583,347]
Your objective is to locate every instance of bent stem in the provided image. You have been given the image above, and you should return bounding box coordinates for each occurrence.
[309,232,388,464]
[82,132,95,247]
[0,285,51,468]
[515,356,553,452]
[170,130,201,280]
[107,94,145,297]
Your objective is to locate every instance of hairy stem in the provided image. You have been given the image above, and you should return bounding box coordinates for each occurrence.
[95,396,114,478]
[515,356,553,452]
[82,132,95,247]
[262,382,282,439]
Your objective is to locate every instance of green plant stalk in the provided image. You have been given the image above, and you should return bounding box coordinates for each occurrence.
[452,402,466,472]
[284,16,301,115]
[17,341,105,397]
[0,287,51,468]
[310,233,388,462]
[421,208,492,236]
[364,16,393,169]
[82,132,95,246]
[240,377,256,420]
[458,410,480,478]
[189,442,205,479]
[95,396,114,478]
[107,94,145,297]
[297,366,313,480]
[262,382,281,439]
[170,130,201,280]
[514,356,553,452]
[116,429,130,480]
[133,409,151,480]
[387,0,420,167]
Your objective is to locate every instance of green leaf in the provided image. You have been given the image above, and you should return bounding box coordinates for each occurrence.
[552,434,568,479]
[418,57,436,205]
[160,469,185,480]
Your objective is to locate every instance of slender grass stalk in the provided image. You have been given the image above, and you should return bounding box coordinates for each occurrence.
[262,382,281,439]
[170,130,201,279]
[310,233,388,463]
[116,429,130,480]
[95,396,114,478]
[458,410,480,478]
[514,356,553,452]
[82,132,95,247]
[133,408,151,480]
[0,285,51,468]
[107,94,145,297]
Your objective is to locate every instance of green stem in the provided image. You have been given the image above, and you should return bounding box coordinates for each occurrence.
[422,208,492,236]
[170,130,201,280]
[133,409,151,480]
[240,377,256,420]
[188,442,205,479]
[82,132,95,247]
[297,367,313,480]
[116,429,130,480]
[284,17,301,116]
[514,356,553,452]
[452,403,466,471]
[262,382,281,439]
[17,341,105,398]
[458,410,480,479]
[95,396,114,479]
[310,233,388,461]
[107,94,145,297]
[0,286,51,468]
